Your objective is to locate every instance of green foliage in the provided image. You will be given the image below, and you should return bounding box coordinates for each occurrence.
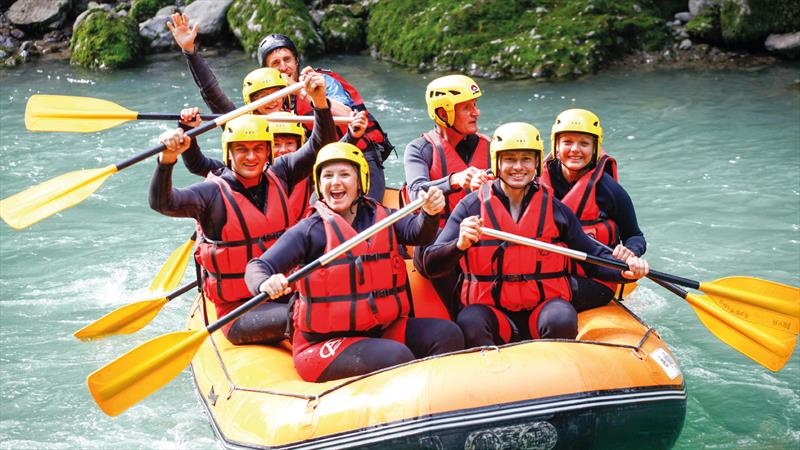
[720,0,800,45]
[130,0,172,23]
[227,0,323,58]
[367,0,667,80]
[70,10,142,70]
[320,4,366,52]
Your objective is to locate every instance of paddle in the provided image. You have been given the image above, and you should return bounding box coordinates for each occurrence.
[87,197,426,416]
[74,233,197,340]
[480,227,800,371]
[0,83,303,230]
[25,94,353,133]
[74,281,198,341]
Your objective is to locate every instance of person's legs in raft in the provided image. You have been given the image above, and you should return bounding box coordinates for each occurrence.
[293,333,416,382]
[223,300,289,345]
[528,298,578,339]
[382,317,464,357]
[456,304,516,348]
[413,246,462,320]
[569,276,614,313]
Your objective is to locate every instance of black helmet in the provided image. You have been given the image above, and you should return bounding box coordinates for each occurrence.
[257,34,298,66]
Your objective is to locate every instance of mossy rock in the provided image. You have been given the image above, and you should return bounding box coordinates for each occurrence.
[367,0,667,80]
[130,0,173,23]
[686,6,723,44]
[227,0,323,59]
[720,0,800,46]
[319,3,365,52]
[70,10,142,70]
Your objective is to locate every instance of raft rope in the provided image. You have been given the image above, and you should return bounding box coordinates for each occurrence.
[191,296,659,406]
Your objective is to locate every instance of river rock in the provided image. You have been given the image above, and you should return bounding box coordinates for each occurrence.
[7,0,72,30]
[227,0,323,60]
[130,0,173,23]
[71,8,142,69]
[183,0,233,39]
[765,32,800,58]
[679,38,693,50]
[73,3,112,32]
[318,3,365,52]
[719,0,800,45]
[139,13,173,51]
[689,0,720,16]
[675,12,693,23]
[0,35,19,50]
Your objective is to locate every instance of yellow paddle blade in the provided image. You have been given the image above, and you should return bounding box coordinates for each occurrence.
[700,276,800,322]
[74,296,169,341]
[686,292,798,371]
[0,165,117,230]
[148,237,196,293]
[25,94,138,133]
[88,328,208,416]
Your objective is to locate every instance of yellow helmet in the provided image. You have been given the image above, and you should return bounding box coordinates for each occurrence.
[550,109,603,162]
[425,74,482,128]
[242,68,288,105]
[220,115,273,166]
[313,142,370,198]
[490,122,545,176]
[266,112,306,145]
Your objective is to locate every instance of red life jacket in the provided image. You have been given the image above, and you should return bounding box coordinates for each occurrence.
[423,130,491,227]
[460,184,572,311]
[288,176,314,222]
[293,69,390,153]
[195,170,294,306]
[295,199,410,334]
[540,150,620,291]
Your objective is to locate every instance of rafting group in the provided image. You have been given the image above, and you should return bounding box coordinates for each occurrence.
[148,13,652,383]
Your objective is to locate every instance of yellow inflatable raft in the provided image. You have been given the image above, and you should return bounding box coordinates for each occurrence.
[187,270,685,450]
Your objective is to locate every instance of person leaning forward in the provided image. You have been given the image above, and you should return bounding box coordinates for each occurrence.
[404,74,491,319]
[148,74,336,346]
[422,122,649,348]
[245,143,464,383]
[540,109,648,312]
[167,13,389,201]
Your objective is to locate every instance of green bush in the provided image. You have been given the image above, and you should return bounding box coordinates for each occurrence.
[319,4,366,52]
[720,0,800,45]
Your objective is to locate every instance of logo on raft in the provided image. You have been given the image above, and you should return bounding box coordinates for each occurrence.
[464,421,557,450]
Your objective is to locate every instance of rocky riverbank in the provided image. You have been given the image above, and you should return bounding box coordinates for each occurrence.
[1,0,797,77]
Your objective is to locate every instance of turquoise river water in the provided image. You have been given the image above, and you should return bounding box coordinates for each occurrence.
[0,53,798,449]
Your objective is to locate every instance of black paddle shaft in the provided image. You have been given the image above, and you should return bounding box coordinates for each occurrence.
[136,113,221,121]
[583,253,701,290]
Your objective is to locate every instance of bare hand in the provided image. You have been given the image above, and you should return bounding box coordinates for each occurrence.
[259,274,292,299]
[420,186,445,216]
[468,170,494,191]
[299,66,327,107]
[621,255,649,280]
[450,166,483,191]
[348,110,368,139]
[166,13,199,53]
[179,107,202,128]
[612,244,634,262]
[457,216,483,251]
[158,128,191,164]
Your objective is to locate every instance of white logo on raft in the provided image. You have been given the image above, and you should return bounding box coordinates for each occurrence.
[320,338,345,359]
[650,347,682,380]
[464,421,557,450]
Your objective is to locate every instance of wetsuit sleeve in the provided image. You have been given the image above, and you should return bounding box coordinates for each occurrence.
[421,194,480,278]
[404,136,454,201]
[392,209,441,246]
[245,216,327,295]
[184,50,237,114]
[552,199,625,282]
[271,102,337,190]
[596,175,647,256]
[148,161,226,237]
[321,74,355,108]
[178,125,225,177]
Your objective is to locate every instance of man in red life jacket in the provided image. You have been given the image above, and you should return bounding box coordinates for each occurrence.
[149,73,336,345]
[404,74,491,319]
[167,13,389,202]
[540,109,648,312]
[245,143,463,382]
[422,122,649,348]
